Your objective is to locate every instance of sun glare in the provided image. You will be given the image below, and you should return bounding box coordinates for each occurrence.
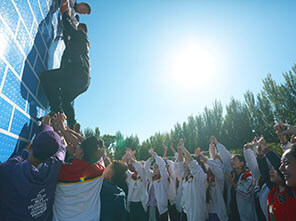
[165,38,222,94]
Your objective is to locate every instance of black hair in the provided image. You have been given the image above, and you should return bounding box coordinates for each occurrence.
[84,3,91,14]
[233,154,247,171]
[80,136,104,164]
[33,151,50,161]
[111,161,128,194]
[79,23,88,34]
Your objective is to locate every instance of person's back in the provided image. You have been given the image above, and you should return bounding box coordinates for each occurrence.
[0,123,65,221]
[53,136,105,221]
[100,180,127,221]
[61,12,90,73]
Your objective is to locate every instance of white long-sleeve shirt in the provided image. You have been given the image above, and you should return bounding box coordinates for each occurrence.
[126,161,149,212]
[207,159,228,221]
[145,155,169,215]
[243,147,260,181]
[216,143,256,221]
[167,160,177,205]
[178,160,208,221]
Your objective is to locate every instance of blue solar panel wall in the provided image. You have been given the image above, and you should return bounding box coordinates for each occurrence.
[0,0,64,162]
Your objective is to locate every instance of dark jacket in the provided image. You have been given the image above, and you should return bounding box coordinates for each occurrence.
[100,180,127,221]
[61,13,90,74]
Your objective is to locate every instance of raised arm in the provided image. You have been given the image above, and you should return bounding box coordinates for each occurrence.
[170,142,177,155]
[162,144,168,158]
[149,148,168,180]
[62,9,78,36]
[257,155,274,190]
[144,157,153,182]
[243,144,260,181]
[213,136,232,171]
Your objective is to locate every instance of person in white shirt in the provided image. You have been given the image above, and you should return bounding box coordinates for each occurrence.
[124,149,149,221]
[199,143,228,221]
[145,148,169,221]
[162,144,181,221]
[212,136,256,221]
[176,139,208,221]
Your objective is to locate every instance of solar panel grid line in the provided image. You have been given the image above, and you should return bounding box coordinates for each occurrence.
[12,0,51,63]
[0,92,31,120]
[37,0,46,20]
[0,14,27,58]
[11,0,34,48]
[0,128,18,140]
[14,19,21,39]
[0,128,27,141]
[7,106,15,132]
[2,57,46,112]
[0,15,29,81]
[27,0,52,60]
[0,61,46,111]
[0,66,9,93]
[24,93,29,113]
[0,0,63,161]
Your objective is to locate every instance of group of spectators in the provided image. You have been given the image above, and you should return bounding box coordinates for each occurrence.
[0,111,295,221]
[0,0,296,220]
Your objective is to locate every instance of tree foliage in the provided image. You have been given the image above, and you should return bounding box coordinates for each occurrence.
[84,65,296,160]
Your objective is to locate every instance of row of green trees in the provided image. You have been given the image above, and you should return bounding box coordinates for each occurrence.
[84,65,296,160]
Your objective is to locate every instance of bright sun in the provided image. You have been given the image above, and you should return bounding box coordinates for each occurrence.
[165,38,221,94]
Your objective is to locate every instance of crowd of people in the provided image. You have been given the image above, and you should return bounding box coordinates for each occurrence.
[0,111,296,221]
[1,0,296,220]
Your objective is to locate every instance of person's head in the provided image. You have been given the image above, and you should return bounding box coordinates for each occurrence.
[78,23,88,34]
[280,146,296,187]
[76,2,91,14]
[31,127,61,162]
[269,166,283,185]
[104,161,128,192]
[127,162,135,172]
[76,136,104,164]
[230,154,246,170]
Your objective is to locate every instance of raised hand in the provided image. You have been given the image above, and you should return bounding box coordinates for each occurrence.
[148,147,155,155]
[177,139,184,150]
[277,123,296,136]
[41,114,51,126]
[194,147,201,156]
[210,136,219,145]
[162,144,168,151]
[169,142,176,154]
[199,153,208,163]
[52,113,66,132]
[210,144,216,160]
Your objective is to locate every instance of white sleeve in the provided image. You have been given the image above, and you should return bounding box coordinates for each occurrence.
[133,161,145,179]
[188,160,207,181]
[126,170,132,184]
[207,159,224,183]
[144,158,153,182]
[154,154,169,180]
[176,161,185,177]
[243,148,260,181]
[216,143,232,172]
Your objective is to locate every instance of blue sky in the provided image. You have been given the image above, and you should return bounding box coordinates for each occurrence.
[74,0,296,141]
